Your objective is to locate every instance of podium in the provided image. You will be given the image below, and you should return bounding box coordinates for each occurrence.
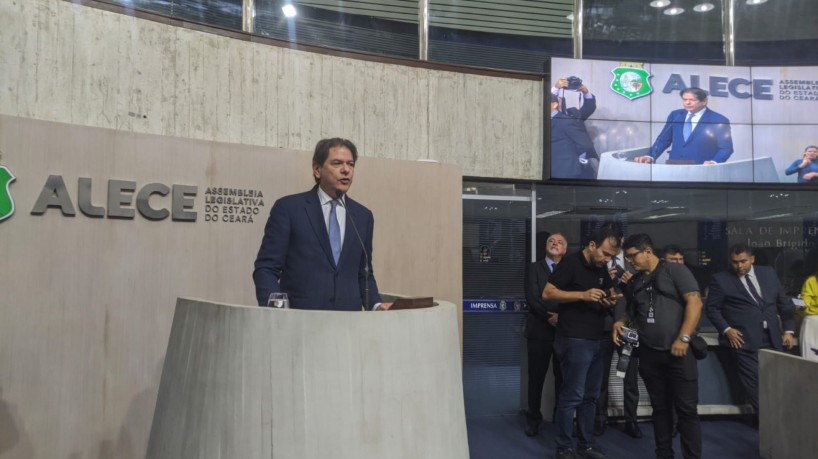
[596,147,779,182]
[759,350,818,458]
[147,298,468,459]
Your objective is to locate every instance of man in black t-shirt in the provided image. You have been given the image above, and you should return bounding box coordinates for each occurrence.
[614,234,703,459]
[543,226,620,459]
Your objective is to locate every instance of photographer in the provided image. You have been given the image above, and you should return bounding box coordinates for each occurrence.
[550,91,599,180]
[613,234,703,459]
[552,76,597,121]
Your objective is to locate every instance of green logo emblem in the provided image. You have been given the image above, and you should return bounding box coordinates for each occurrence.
[0,165,16,222]
[610,67,652,100]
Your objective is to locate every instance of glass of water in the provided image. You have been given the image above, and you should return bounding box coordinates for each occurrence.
[267,292,289,309]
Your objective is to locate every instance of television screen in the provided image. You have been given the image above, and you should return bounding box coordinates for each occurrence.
[547,57,818,184]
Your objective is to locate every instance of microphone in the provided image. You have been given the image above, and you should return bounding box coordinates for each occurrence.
[335,189,371,311]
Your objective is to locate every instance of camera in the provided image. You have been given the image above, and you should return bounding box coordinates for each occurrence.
[566,76,583,91]
[616,326,639,378]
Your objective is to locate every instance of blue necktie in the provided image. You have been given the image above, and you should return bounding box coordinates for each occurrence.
[745,274,763,304]
[329,200,341,265]
[683,112,693,142]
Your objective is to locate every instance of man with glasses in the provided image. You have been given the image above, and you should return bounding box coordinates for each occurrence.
[613,234,703,459]
[542,225,620,459]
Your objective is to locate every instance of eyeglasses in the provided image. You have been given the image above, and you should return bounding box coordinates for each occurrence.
[624,250,644,261]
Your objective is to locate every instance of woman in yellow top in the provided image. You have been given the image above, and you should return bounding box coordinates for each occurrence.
[800,273,818,361]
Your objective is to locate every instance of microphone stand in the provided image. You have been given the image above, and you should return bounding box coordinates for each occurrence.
[335,190,370,311]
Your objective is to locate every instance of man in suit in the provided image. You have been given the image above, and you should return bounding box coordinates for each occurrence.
[595,249,641,439]
[635,88,733,165]
[550,93,599,180]
[705,243,795,413]
[253,138,392,311]
[523,232,567,437]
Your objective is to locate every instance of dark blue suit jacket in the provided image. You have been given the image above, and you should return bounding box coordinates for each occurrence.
[705,265,795,350]
[524,260,559,341]
[253,188,382,310]
[649,108,733,164]
[551,112,597,179]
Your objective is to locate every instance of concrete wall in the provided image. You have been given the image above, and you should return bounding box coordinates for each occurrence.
[0,0,543,180]
[0,115,462,458]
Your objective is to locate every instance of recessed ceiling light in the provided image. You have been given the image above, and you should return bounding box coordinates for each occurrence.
[693,2,715,12]
[746,0,768,5]
[664,7,685,15]
[282,4,297,18]
[650,0,671,7]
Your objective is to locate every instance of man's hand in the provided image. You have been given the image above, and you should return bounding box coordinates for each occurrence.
[376,302,393,311]
[725,328,744,348]
[580,84,590,94]
[703,160,716,165]
[800,156,812,168]
[783,332,795,349]
[600,289,620,309]
[555,77,568,89]
[804,171,818,180]
[620,271,633,284]
[671,338,689,357]
[582,288,608,302]
[608,266,619,280]
[612,320,626,347]
[547,312,559,326]
[634,156,653,164]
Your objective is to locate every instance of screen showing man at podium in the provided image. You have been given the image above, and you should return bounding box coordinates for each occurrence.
[547,57,818,184]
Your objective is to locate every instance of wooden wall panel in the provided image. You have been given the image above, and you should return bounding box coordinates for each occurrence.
[0,115,461,458]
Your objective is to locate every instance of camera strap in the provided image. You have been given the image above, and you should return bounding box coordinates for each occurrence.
[626,261,681,326]
[557,88,584,116]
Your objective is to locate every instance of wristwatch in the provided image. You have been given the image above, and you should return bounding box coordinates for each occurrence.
[680,335,691,343]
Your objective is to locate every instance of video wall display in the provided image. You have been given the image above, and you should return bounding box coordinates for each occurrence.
[547,57,818,184]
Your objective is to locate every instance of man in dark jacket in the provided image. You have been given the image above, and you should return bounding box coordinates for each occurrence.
[523,233,567,436]
[705,243,795,413]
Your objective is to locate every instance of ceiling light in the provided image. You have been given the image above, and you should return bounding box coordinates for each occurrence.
[536,210,570,219]
[753,213,792,221]
[664,7,685,15]
[282,4,297,18]
[693,3,715,12]
[644,213,685,220]
[650,0,671,7]
[746,0,768,5]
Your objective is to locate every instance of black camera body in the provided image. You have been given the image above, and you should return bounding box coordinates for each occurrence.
[618,326,639,345]
[566,76,583,91]
[616,326,640,378]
